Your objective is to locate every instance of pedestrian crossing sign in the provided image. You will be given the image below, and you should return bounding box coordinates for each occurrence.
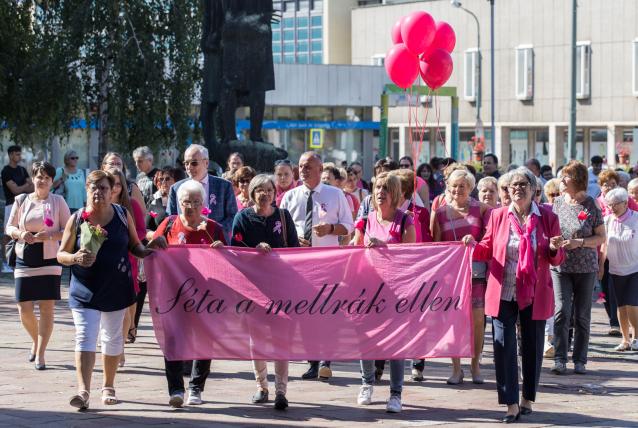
[309,129,324,149]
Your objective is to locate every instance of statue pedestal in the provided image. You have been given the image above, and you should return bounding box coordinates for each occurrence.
[210,140,288,173]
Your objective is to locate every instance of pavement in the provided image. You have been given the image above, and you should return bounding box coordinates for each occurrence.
[0,270,636,427]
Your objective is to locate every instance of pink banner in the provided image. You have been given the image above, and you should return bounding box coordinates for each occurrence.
[145,243,473,361]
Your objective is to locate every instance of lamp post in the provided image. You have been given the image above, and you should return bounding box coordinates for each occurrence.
[450,0,483,143]
[487,0,495,155]
[567,0,578,160]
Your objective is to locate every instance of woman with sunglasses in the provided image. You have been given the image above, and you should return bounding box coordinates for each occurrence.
[235,166,257,210]
[52,150,86,213]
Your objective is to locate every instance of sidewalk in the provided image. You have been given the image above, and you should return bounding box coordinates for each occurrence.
[0,271,636,427]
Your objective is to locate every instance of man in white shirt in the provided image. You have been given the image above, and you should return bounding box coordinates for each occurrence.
[280,151,354,380]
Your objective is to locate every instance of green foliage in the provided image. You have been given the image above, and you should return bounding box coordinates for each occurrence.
[0,0,202,155]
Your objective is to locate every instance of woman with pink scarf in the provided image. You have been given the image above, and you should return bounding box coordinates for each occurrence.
[462,167,565,423]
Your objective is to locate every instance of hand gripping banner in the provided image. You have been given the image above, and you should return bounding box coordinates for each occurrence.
[145,243,473,361]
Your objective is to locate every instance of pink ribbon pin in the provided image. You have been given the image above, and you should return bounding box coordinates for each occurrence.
[273,221,282,234]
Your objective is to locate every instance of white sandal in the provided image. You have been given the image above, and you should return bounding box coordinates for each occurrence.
[69,390,90,410]
[102,387,118,405]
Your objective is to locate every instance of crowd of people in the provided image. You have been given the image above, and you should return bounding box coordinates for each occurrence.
[2,142,638,422]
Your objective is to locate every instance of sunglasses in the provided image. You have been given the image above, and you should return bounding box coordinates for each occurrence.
[69,156,79,160]
[158,177,174,183]
[548,192,560,198]
[239,179,252,184]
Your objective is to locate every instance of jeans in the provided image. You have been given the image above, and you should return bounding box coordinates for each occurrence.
[164,359,211,395]
[71,308,126,355]
[361,359,404,396]
[600,260,619,328]
[552,270,597,365]
[253,360,289,395]
[492,300,545,405]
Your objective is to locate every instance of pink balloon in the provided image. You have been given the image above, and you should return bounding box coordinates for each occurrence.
[391,18,403,44]
[385,43,419,89]
[419,48,453,90]
[422,21,456,61]
[400,11,436,55]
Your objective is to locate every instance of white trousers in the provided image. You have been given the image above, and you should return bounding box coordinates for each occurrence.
[71,308,126,355]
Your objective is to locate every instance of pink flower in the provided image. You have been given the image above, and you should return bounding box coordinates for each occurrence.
[44,217,54,227]
[577,210,588,221]
[201,207,211,216]
[197,221,208,231]
[149,211,158,218]
[81,210,91,220]
[596,292,606,304]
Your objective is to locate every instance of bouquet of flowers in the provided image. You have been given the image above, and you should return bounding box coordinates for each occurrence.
[79,211,108,254]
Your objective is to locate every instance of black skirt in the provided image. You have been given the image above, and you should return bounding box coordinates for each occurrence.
[14,242,62,302]
[610,272,638,307]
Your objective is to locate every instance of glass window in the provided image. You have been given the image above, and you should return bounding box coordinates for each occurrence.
[590,129,607,159]
[533,129,549,166]
[275,107,305,121]
[515,46,534,100]
[283,42,295,53]
[283,17,294,28]
[297,16,308,27]
[283,1,296,13]
[272,31,281,42]
[463,49,479,101]
[272,22,280,30]
[510,130,529,166]
[284,54,295,64]
[311,53,322,64]
[312,0,323,11]
[272,43,281,53]
[283,30,294,41]
[311,15,322,26]
[311,28,322,39]
[273,54,282,64]
[297,28,308,39]
[311,40,322,52]
[306,107,332,121]
[297,53,309,64]
[563,129,584,164]
[576,42,591,99]
[297,41,308,52]
[299,0,309,11]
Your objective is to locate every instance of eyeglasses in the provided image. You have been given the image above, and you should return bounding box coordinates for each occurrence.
[184,159,206,167]
[238,179,251,184]
[275,159,292,166]
[509,182,529,190]
[69,157,79,160]
[180,200,203,207]
[548,192,560,198]
[158,177,173,183]
[88,184,110,193]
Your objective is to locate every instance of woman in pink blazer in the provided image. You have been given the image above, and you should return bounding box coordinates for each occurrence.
[463,167,564,423]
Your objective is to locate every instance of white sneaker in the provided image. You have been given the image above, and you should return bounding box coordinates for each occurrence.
[186,389,202,405]
[169,392,184,408]
[1,262,13,273]
[386,395,402,413]
[357,385,373,405]
[543,341,555,358]
[411,368,424,381]
[631,339,638,351]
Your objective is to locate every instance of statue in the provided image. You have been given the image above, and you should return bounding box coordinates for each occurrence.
[201,0,286,171]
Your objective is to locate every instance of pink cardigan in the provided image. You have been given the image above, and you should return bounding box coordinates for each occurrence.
[472,204,565,320]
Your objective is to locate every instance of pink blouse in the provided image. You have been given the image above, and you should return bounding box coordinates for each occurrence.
[364,209,414,245]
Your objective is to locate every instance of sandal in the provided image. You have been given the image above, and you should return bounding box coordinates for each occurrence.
[102,387,118,405]
[69,390,90,410]
[614,342,631,351]
[126,327,137,344]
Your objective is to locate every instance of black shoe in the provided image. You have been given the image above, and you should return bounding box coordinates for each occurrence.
[520,406,532,415]
[501,412,520,424]
[252,389,268,404]
[274,393,288,410]
[301,365,319,380]
[28,353,36,362]
[35,363,46,370]
[374,368,384,382]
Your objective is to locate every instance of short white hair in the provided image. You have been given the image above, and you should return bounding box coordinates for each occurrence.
[185,144,209,160]
[177,180,206,203]
[477,176,497,191]
[628,178,638,191]
[132,146,153,161]
[605,187,629,205]
[509,167,538,194]
[497,171,512,189]
[447,168,476,190]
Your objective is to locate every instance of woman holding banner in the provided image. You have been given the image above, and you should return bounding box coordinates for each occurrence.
[432,168,491,386]
[58,170,164,409]
[231,174,298,411]
[152,180,225,408]
[463,166,564,423]
[353,172,416,413]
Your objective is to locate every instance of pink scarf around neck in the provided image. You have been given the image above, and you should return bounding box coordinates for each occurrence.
[508,211,539,309]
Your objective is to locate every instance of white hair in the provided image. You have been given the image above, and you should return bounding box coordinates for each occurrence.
[509,167,538,194]
[498,171,512,189]
[477,176,497,191]
[132,146,153,161]
[628,178,638,191]
[605,187,629,205]
[447,168,476,190]
[177,180,206,204]
[185,144,209,160]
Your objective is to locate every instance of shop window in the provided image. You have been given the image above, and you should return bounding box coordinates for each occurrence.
[515,46,533,100]
[576,42,591,99]
[464,48,479,102]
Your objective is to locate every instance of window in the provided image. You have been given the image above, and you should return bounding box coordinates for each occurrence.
[463,48,479,101]
[272,32,281,42]
[371,54,385,66]
[297,53,309,64]
[311,16,322,26]
[283,42,295,53]
[283,30,294,41]
[311,53,322,64]
[272,44,281,54]
[297,28,308,39]
[299,0,309,11]
[297,41,308,53]
[311,40,322,52]
[312,0,323,11]
[311,28,322,39]
[515,46,533,100]
[283,17,294,28]
[633,39,638,96]
[297,17,309,27]
[284,54,295,64]
[576,42,591,99]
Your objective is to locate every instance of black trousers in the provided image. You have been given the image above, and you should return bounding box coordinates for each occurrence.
[600,260,619,328]
[308,360,331,368]
[164,358,211,395]
[492,300,545,405]
[134,281,147,328]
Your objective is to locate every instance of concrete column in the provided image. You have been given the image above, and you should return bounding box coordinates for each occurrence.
[444,124,453,158]
[362,130,374,179]
[607,124,621,168]
[399,125,407,158]
[549,124,565,172]
[494,126,510,167]
[583,127,591,162]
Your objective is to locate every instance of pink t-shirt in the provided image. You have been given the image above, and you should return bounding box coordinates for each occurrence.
[364,208,414,245]
[435,199,490,242]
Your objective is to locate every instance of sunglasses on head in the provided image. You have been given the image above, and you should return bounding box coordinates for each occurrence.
[275,159,292,166]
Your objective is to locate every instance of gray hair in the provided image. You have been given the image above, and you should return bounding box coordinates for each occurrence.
[605,187,629,205]
[249,174,276,203]
[447,168,476,190]
[64,150,78,165]
[300,151,322,164]
[616,170,631,184]
[132,146,153,162]
[497,171,512,189]
[477,176,497,191]
[628,178,638,191]
[185,144,209,160]
[509,167,538,194]
[177,180,206,204]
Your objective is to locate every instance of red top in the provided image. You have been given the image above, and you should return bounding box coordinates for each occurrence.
[153,215,227,245]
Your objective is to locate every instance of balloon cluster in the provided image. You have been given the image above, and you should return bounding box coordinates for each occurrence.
[385,11,456,90]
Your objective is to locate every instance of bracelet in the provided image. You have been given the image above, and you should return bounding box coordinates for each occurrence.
[330,224,335,234]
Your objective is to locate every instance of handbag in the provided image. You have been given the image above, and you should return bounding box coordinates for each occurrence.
[4,194,28,268]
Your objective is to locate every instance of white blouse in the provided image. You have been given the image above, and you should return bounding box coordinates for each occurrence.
[605,210,638,276]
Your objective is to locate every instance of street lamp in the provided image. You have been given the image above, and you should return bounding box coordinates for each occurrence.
[450,0,483,143]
